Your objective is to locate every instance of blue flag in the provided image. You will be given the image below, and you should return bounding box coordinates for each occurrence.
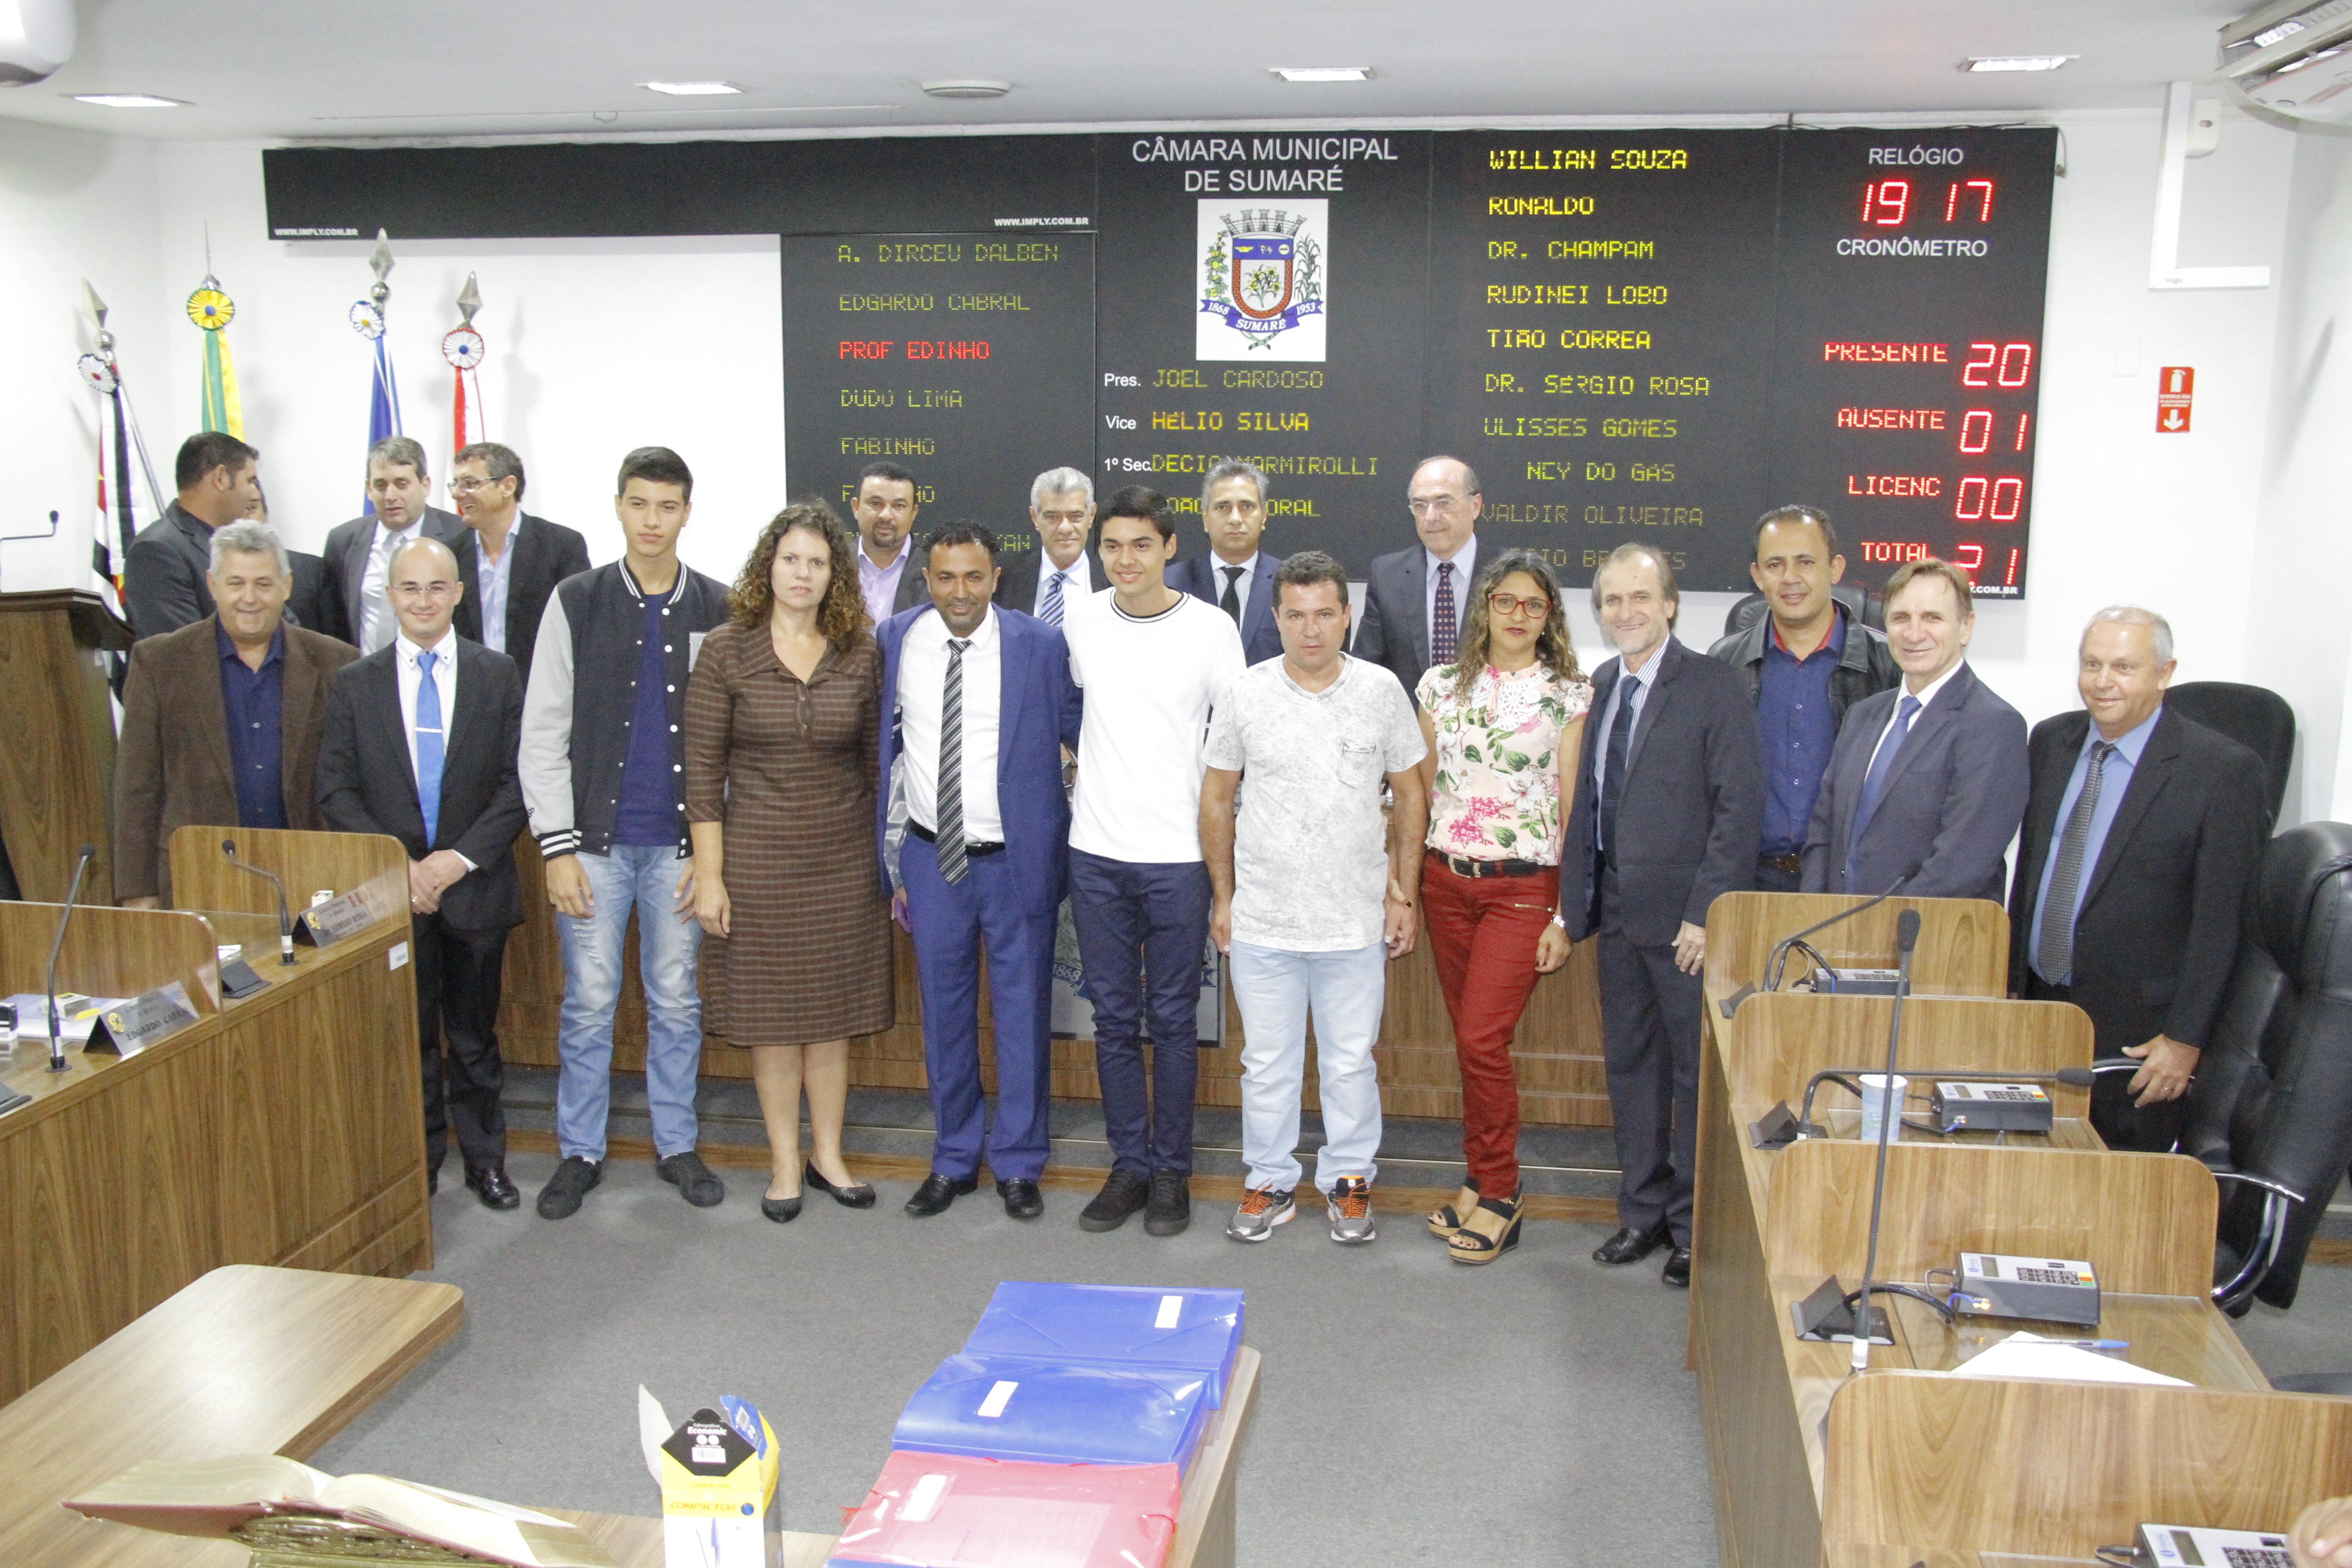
[364,321,402,515]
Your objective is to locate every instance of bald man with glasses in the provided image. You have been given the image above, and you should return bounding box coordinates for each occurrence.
[1353,456,1483,703]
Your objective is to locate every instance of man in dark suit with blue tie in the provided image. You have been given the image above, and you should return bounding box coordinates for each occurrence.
[1166,460,1283,664]
[1562,543,1764,1288]
[877,524,1084,1220]
[316,535,528,1210]
[1802,557,2029,902]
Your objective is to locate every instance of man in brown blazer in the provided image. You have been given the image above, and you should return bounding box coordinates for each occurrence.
[115,519,360,906]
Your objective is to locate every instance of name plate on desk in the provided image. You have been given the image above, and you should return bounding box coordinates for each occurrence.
[85,981,200,1058]
[298,887,385,946]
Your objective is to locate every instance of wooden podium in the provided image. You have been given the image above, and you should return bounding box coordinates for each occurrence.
[0,828,426,1403]
[0,589,133,905]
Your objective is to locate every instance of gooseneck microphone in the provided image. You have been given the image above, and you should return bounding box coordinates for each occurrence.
[221,838,297,965]
[1851,907,1921,1374]
[44,843,96,1073]
[1719,859,1926,1018]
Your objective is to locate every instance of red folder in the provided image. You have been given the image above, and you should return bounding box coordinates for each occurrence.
[826,1450,1181,1568]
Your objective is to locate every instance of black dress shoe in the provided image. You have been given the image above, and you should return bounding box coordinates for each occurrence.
[760,1192,803,1224]
[997,1178,1044,1220]
[1662,1246,1692,1288]
[1592,1223,1669,1265]
[905,1172,979,1216]
[465,1162,520,1211]
[806,1161,877,1208]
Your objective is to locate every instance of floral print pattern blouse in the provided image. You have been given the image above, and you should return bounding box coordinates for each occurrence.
[1415,661,1592,865]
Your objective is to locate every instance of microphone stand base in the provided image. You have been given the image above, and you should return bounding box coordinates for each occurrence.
[1792,1276,1892,1344]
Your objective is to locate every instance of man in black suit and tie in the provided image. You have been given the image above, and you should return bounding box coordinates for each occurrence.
[316,435,467,652]
[317,534,528,1210]
[2010,607,2268,1152]
[1563,543,1763,1288]
[1803,558,2029,902]
[1353,455,1481,701]
[1166,460,1283,664]
[124,431,264,639]
[996,467,1097,626]
[449,442,590,686]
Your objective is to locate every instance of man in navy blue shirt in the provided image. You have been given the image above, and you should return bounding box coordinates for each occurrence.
[1707,505,1900,891]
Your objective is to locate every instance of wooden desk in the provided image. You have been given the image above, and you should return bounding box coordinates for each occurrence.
[552,1346,1262,1568]
[1,831,426,1402]
[0,588,132,904]
[1704,892,2013,1030]
[0,1264,464,1568]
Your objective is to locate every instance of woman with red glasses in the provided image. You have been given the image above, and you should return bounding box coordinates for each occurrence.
[1413,550,1588,1264]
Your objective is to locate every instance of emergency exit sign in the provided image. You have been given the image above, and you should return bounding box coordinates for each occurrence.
[2156,366,2194,433]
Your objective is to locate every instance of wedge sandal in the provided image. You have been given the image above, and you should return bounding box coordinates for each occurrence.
[1426,1181,1481,1238]
[1447,1189,1526,1264]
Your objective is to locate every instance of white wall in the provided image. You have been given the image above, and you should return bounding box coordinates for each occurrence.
[0,122,163,596]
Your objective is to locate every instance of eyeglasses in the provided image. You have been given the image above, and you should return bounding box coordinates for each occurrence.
[391,581,460,600]
[1407,494,1470,516]
[449,476,499,495]
[1489,593,1551,619]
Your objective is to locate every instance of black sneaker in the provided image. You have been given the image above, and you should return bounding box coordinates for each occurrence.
[536,1156,602,1220]
[1079,1169,1152,1233]
[657,1150,726,1208]
[1144,1170,1191,1236]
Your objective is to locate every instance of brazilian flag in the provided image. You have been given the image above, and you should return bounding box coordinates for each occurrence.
[188,278,241,437]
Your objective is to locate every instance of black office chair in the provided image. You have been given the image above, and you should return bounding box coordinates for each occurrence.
[1722,581,1882,639]
[2165,681,2295,830]
[2176,820,2352,1315]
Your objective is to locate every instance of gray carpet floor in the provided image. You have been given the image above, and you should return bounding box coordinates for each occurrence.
[314,1151,1717,1567]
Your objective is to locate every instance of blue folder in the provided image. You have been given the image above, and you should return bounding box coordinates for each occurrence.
[892,1353,1215,1475]
[962,1282,1245,1406]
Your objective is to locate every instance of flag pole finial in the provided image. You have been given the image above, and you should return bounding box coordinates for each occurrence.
[369,229,394,306]
[81,279,113,352]
[456,272,481,327]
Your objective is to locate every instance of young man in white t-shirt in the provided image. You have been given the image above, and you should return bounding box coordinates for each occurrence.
[1063,485,1247,1237]
[1200,552,1427,1245]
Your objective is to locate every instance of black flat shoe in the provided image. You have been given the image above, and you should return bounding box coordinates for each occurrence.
[997,1177,1044,1220]
[905,1172,979,1216]
[465,1162,520,1211]
[1593,1223,1669,1266]
[760,1192,803,1223]
[805,1161,876,1208]
[1662,1246,1692,1288]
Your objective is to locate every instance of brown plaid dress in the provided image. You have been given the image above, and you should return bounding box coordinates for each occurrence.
[683,621,894,1046]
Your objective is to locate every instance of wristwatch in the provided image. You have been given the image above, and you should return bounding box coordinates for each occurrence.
[1549,911,1567,931]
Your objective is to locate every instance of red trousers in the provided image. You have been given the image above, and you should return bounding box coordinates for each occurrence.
[1421,854,1558,1199]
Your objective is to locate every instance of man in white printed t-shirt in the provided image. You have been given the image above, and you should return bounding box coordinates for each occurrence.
[1200,551,1427,1246]
[1062,484,1247,1239]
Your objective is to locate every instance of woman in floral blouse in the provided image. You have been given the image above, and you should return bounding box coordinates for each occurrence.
[1412,550,1590,1263]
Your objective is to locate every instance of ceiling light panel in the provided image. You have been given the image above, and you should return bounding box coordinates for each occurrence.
[1961,55,2075,72]
[71,93,187,108]
[921,79,1012,98]
[1272,66,1374,82]
[640,80,742,95]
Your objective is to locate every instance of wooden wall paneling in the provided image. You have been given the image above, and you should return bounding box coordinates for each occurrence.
[1705,892,2013,1022]
[1762,1141,2219,1297]
[0,590,129,906]
[1725,993,2094,1123]
[1821,1374,2352,1556]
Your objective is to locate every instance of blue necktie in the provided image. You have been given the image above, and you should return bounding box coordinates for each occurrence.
[1041,570,1066,626]
[1850,693,1921,864]
[415,649,446,845]
[1597,677,1637,854]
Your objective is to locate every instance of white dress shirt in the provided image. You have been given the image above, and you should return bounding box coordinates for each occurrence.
[395,627,473,867]
[1032,549,1092,618]
[473,527,516,653]
[897,606,1004,842]
[361,519,427,652]
[1425,535,1479,657]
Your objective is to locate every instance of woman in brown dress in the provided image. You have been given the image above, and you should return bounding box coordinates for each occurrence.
[684,501,892,1223]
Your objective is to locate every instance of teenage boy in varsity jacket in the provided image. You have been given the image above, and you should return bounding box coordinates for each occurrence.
[519,446,734,1221]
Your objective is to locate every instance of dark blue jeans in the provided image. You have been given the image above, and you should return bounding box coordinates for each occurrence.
[1069,848,1213,1176]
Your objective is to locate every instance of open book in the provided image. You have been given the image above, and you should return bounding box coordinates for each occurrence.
[64,1454,616,1568]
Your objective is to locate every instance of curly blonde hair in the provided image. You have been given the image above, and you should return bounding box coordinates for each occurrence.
[1447,549,1582,700]
[729,500,871,646]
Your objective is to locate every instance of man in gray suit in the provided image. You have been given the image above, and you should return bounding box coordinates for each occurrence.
[1562,543,1764,1289]
[316,435,467,652]
[1802,557,2028,902]
[996,467,1097,624]
[124,432,264,639]
[1166,459,1283,664]
[1352,455,1481,700]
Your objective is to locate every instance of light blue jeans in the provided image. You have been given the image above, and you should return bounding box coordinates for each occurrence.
[555,844,704,1161]
[1228,940,1387,1193]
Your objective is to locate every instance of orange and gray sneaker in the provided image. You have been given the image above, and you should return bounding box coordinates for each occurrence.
[1226,1185,1295,1243]
[1326,1176,1377,1245]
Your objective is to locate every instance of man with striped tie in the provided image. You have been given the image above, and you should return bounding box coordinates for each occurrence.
[1353,456,1482,705]
[995,467,1097,625]
[317,535,528,1211]
[877,524,1083,1220]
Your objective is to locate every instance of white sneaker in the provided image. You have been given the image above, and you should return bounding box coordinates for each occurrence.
[1226,1186,1295,1242]
[1327,1177,1377,1245]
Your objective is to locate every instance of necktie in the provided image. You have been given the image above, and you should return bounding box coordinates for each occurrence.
[1041,570,1066,626]
[936,637,970,884]
[1220,564,1245,623]
[1597,676,1637,854]
[2037,740,2118,983]
[1851,694,1923,856]
[414,648,446,846]
[1432,560,1459,666]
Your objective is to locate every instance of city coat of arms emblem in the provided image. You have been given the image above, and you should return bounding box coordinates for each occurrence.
[1197,201,1327,361]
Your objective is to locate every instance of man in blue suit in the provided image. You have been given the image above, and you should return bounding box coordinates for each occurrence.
[877,523,1084,1220]
[1167,459,1284,664]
